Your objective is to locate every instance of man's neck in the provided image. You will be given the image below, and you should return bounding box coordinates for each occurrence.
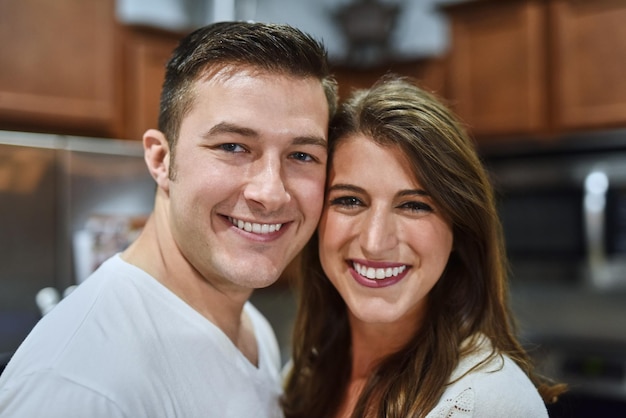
[122,214,258,365]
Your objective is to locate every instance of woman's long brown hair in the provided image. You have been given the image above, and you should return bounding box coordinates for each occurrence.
[282,75,565,418]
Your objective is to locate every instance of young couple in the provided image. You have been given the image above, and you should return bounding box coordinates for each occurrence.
[0,22,563,417]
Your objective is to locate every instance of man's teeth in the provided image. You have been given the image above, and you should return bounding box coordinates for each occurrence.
[228,217,282,234]
[353,262,407,280]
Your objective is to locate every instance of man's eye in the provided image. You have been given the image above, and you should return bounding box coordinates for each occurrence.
[219,143,246,153]
[329,196,362,208]
[291,152,314,162]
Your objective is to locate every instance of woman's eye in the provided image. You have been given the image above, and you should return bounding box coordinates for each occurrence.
[329,196,363,208]
[219,143,246,153]
[400,201,433,213]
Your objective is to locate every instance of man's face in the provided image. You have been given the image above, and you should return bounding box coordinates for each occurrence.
[167,70,329,291]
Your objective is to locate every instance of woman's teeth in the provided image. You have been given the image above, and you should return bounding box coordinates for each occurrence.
[353,262,407,280]
[228,217,282,234]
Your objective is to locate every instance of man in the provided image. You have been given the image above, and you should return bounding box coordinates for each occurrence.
[0,22,337,417]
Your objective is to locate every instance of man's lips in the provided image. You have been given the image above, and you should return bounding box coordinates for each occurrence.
[227,216,284,234]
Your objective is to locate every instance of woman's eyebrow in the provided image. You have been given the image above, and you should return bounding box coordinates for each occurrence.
[327,186,429,197]
[398,189,430,198]
[327,183,364,194]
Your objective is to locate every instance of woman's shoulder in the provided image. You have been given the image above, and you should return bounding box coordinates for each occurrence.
[426,334,548,418]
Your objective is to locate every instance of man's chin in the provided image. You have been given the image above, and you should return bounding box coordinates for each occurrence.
[225,262,286,289]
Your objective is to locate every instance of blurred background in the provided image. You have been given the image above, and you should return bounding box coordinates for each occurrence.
[2,0,626,415]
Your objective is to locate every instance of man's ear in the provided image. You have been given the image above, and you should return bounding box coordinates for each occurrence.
[143,129,170,193]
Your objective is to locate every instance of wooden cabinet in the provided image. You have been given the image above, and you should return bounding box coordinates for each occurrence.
[0,0,123,137]
[444,0,626,142]
[550,0,626,130]
[122,28,180,141]
[333,57,448,104]
[446,0,547,139]
[0,0,182,140]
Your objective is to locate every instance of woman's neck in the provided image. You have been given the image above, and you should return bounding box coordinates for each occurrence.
[348,312,420,379]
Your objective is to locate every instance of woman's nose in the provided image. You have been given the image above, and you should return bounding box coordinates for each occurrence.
[359,207,398,257]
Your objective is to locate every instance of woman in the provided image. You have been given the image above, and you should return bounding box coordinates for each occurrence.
[282,76,564,417]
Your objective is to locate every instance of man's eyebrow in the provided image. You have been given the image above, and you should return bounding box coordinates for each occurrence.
[203,122,327,149]
[293,135,327,149]
[203,122,258,138]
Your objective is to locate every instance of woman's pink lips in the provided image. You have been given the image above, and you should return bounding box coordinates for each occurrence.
[348,261,410,288]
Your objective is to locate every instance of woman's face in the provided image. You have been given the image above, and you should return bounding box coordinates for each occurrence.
[319,135,454,328]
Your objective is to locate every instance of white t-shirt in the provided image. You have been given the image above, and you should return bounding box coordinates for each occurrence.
[0,254,283,418]
[426,334,548,418]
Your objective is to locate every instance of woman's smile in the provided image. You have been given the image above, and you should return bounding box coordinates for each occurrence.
[319,135,453,325]
[348,259,411,288]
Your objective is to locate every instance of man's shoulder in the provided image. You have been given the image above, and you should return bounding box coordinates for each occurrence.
[0,368,127,418]
[1,255,153,384]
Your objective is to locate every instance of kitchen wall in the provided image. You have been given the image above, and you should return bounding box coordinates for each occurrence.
[117,0,468,64]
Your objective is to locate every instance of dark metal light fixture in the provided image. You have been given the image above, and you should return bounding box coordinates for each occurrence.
[333,0,402,67]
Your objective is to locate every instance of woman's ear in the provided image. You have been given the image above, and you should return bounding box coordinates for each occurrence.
[143,129,170,193]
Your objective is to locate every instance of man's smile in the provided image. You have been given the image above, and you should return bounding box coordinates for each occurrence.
[227,216,284,234]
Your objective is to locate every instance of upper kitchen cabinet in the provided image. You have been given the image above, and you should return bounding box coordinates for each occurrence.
[0,0,123,138]
[445,0,547,139]
[0,0,183,140]
[121,28,180,141]
[550,0,626,131]
[443,0,626,142]
[332,57,448,104]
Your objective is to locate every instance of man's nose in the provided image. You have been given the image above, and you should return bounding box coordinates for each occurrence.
[243,155,291,211]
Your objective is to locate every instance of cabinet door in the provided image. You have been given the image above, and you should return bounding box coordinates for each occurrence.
[0,0,121,137]
[551,0,626,130]
[332,57,448,105]
[447,0,547,139]
[122,29,181,141]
